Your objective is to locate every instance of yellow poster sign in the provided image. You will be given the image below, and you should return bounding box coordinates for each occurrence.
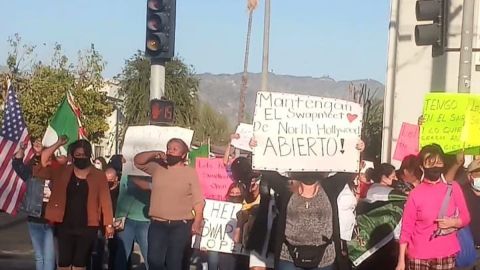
[420,93,480,154]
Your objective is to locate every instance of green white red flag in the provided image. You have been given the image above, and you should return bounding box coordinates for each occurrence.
[42,91,87,155]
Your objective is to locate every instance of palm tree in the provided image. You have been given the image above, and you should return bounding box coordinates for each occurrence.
[237,0,259,124]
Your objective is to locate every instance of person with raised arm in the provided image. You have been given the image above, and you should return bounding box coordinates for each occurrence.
[11,137,66,270]
[33,136,114,270]
[133,138,205,270]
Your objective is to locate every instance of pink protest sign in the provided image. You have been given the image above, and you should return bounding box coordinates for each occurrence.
[196,158,233,201]
[393,123,420,161]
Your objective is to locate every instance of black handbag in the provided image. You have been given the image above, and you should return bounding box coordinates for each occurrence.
[285,237,332,268]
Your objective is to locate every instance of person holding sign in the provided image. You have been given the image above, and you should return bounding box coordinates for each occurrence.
[247,138,364,270]
[133,138,205,270]
[396,144,470,270]
[207,183,247,270]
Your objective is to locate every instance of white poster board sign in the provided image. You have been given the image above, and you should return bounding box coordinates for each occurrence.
[121,125,194,176]
[231,123,254,152]
[193,200,247,255]
[252,91,363,172]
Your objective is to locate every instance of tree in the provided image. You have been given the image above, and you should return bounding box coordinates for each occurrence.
[350,83,383,163]
[194,103,230,145]
[116,52,231,146]
[117,52,199,127]
[1,34,114,142]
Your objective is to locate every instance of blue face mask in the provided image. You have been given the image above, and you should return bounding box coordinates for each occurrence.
[472,178,480,191]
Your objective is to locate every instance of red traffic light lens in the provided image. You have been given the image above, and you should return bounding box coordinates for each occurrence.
[147,15,161,31]
[148,0,161,11]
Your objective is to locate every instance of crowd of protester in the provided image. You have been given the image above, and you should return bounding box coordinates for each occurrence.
[10,130,480,270]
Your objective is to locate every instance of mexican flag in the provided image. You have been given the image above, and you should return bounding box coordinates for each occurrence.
[189,144,210,167]
[347,186,407,266]
[42,91,87,155]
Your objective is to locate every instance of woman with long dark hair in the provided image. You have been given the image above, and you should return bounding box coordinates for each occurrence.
[246,139,365,270]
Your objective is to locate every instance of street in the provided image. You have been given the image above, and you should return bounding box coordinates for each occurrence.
[0,212,35,270]
[0,212,148,270]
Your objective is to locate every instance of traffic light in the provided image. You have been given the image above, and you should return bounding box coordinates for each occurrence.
[150,99,175,124]
[145,0,176,60]
[414,0,448,57]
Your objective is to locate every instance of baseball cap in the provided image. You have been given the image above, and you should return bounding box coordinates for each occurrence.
[467,159,480,173]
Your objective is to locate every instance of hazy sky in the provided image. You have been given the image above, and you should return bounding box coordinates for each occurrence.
[0,1,391,82]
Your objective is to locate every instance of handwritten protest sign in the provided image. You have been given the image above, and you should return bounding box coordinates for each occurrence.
[252,91,363,172]
[122,125,194,176]
[393,123,420,161]
[231,123,254,152]
[420,93,480,154]
[196,158,232,201]
[193,200,247,255]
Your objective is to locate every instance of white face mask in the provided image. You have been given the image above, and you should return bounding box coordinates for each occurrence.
[94,163,103,170]
[472,178,480,191]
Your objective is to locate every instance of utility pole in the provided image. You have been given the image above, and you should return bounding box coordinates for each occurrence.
[261,0,271,91]
[458,0,475,93]
[150,58,165,99]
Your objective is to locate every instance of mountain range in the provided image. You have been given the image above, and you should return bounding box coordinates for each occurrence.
[0,65,385,124]
[196,72,384,123]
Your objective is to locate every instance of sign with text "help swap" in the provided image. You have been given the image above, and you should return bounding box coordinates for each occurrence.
[420,93,480,154]
[252,91,363,172]
[192,200,247,255]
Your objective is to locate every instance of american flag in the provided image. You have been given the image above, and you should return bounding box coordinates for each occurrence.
[0,82,34,214]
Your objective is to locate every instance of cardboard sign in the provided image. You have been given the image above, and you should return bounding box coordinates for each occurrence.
[393,123,420,161]
[231,123,254,152]
[252,91,363,172]
[121,125,194,176]
[420,93,480,154]
[196,158,232,201]
[193,200,247,255]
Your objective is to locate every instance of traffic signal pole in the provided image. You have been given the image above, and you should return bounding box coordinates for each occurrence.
[458,0,475,93]
[150,58,165,99]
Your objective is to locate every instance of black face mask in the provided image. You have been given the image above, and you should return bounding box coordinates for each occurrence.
[166,154,184,166]
[423,167,444,181]
[73,157,91,169]
[108,182,118,189]
[228,196,244,204]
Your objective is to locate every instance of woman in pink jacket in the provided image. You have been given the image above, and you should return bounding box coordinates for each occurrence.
[396,144,470,270]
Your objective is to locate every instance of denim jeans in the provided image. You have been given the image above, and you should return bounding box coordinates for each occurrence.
[27,222,56,270]
[115,219,150,270]
[277,260,334,270]
[147,219,193,270]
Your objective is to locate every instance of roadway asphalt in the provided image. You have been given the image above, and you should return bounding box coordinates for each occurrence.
[0,212,150,270]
